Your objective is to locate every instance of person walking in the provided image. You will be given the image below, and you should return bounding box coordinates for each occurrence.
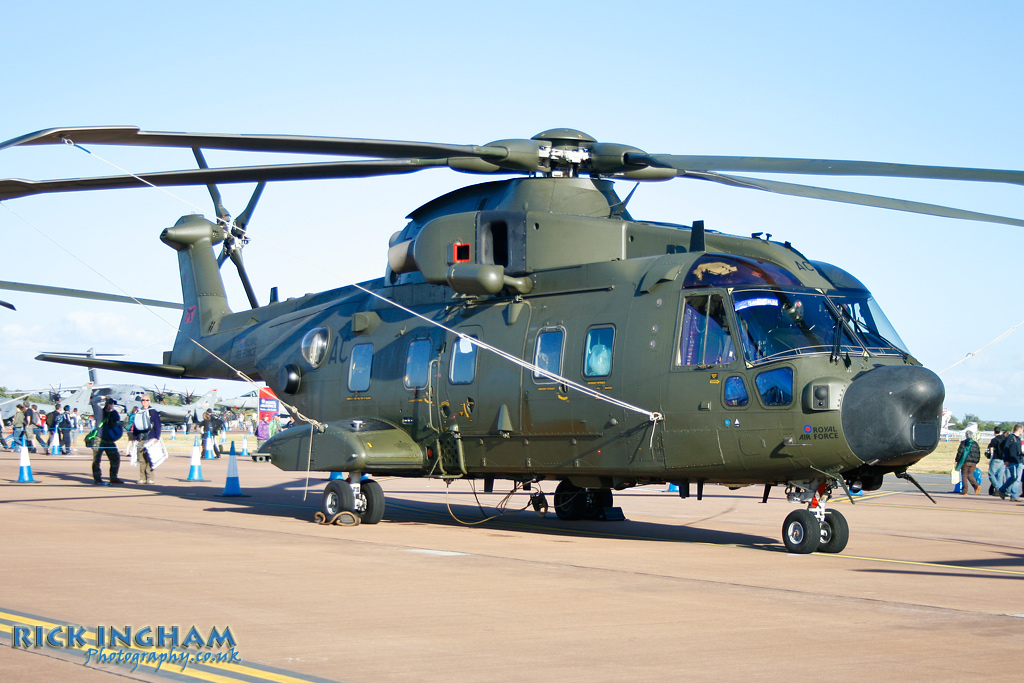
[93,398,125,486]
[999,423,1022,501]
[201,409,223,458]
[130,396,162,484]
[986,427,1007,496]
[30,404,45,451]
[57,404,73,454]
[23,402,38,452]
[256,416,270,450]
[10,403,27,451]
[44,408,59,451]
[955,430,981,494]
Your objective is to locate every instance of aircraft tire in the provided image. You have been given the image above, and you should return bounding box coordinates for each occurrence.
[322,481,354,518]
[817,509,849,554]
[554,480,585,520]
[782,510,821,554]
[583,489,613,520]
[358,479,386,525]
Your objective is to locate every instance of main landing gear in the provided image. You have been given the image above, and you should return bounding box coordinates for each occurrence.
[553,480,619,520]
[782,478,849,554]
[319,476,386,525]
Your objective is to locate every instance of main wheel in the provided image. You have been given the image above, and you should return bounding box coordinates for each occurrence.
[582,488,613,520]
[322,480,354,518]
[357,479,386,525]
[554,480,585,520]
[817,509,850,554]
[782,510,821,554]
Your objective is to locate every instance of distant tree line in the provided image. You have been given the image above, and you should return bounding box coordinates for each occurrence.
[950,413,1019,432]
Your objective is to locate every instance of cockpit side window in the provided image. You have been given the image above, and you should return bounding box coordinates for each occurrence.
[724,376,749,407]
[756,367,794,407]
[677,293,736,367]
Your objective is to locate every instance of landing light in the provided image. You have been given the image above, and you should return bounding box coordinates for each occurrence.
[301,327,330,368]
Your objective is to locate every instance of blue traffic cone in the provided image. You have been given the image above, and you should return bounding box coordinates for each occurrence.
[203,431,216,460]
[186,436,207,481]
[329,471,346,480]
[219,446,247,497]
[17,436,36,483]
[240,437,249,459]
[666,482,679,492]
[48,434,60,455]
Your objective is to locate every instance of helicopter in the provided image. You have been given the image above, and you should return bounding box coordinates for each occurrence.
[3,125,1021,554]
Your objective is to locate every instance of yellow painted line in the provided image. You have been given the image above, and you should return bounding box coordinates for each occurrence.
[817,553,1024,576]
[0,609,327,683]
[385,502,1024,578]
[832,491,903,503]
[856,501,1024,515]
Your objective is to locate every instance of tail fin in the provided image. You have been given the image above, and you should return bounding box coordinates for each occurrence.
[160,216,232,367]
[196,389,219,412]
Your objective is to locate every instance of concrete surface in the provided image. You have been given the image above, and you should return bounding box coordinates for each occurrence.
[1,438,1022,682]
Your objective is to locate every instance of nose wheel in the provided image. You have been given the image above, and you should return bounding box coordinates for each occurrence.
[782,479,850,554]
[320,477,386,525]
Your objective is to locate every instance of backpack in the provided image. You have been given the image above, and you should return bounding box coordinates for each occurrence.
[103,414,124,441]
[46,412,57,428]
[108,421,124,441]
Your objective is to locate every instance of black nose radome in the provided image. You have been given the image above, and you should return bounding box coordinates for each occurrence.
[841,365,945,466]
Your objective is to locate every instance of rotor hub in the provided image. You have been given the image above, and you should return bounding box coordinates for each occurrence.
[530,129,597,178]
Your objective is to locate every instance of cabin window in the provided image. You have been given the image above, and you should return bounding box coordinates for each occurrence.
[583,326,614,377]
[404,339,433,390]
[533,329,564,382]
[677,294,736,366]
[348,343,374,392]
[756,367,794,407]
[724,376,749,407]
[450,335,479,385]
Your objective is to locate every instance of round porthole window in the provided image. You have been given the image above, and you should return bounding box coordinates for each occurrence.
[301,327,330,368]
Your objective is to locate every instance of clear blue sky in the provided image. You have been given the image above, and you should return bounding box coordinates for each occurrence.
[1,1,1022,418]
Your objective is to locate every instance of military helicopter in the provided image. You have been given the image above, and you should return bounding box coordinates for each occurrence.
[4,125,1021,554]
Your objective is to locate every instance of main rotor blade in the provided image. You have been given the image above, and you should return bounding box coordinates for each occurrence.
[686,171,1024,228]
[236,182,266,229]
[0,158,448,201]
[193,148,230,222]
[0,280,182,309]
[35,353,190,380]
[1,126,510,161]
[632,153,1024,188]
[229,249,259,310]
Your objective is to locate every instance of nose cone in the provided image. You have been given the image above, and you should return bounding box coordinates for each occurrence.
[841,365,945,466]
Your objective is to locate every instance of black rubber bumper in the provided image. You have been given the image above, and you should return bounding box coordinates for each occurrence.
[841,365,945,466]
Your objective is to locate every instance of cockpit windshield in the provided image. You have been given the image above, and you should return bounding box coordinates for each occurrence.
[733,290,860,363]
[829,292,910,356]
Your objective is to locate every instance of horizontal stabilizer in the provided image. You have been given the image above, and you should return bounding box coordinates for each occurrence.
[35,354,190,379]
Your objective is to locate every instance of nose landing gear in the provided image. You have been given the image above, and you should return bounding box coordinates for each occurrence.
[319,476,386,525]
[782,479,849,554]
